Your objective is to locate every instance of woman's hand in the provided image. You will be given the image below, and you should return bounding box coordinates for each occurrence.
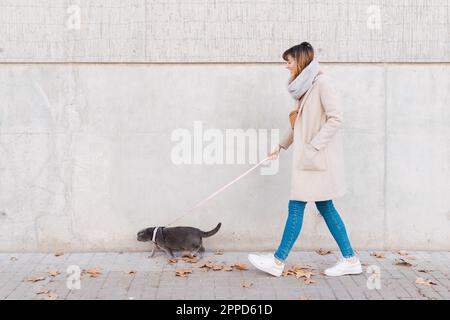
[267,144,281,160]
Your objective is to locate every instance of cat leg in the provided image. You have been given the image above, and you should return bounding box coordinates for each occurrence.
[197,246,205,258]
[189,245,201,258]
[160,247,175,258]
[150,244,158,258]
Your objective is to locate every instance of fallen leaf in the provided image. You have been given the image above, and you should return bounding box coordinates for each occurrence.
[54,252,64,257]
[415,277,437,286]
[81,268,102,277]
[417,268,432,273]
[370,252,385,258]
[48,269,60,277]
[214,249,224,255]
[241,281,253,288]
[223,264,233,271]
[181,256,199,264]
[232,263,248,270]
[304,278,316,285]
[395,258,414,267]
[175,268,192,277]
[168,258,178,264]
[397,250,408,256]
[316,248,331,255]
[126,270,136,275]
[296,270,315,280]
[283,265,316,280]
[212,263,224,271]
[25,276,46,283]
[36,287,58,300]
[193,259,213,269]
[36,288,50,295]
[10,256,18,261]
[46,292,58,300]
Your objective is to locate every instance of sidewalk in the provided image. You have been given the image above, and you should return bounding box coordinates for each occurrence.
[0,250,448,300]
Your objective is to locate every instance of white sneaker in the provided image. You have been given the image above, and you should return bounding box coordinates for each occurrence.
[324,257,363,277]
[248,253,285,277]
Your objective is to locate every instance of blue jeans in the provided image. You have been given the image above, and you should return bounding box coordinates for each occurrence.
[274,199,355,261]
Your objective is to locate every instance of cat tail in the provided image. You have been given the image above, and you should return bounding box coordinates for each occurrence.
[201,223,222,238]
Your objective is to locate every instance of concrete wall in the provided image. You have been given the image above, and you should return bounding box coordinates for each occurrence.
[0,1,449,252]
[0,0,449,63]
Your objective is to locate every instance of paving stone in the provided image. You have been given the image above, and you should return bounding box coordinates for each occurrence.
[0,251,448,300]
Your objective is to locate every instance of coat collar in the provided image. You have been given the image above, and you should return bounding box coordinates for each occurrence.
[293,70,324,123]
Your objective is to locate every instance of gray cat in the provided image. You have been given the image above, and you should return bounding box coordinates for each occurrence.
[137,223,222,258]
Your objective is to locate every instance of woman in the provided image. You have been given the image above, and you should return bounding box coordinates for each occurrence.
[248,42,362,277]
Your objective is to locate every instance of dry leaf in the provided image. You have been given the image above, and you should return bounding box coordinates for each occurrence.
[241,281,253,288]
[46,292,58,300]
[214,249,224,255]
[175,268,192,277]
[36,288,50,295]
[181,256,199,264]
[36,287,58,300]
[395,258,414,267]
[223,264,233,271]
[26,276,46,283]
[397,250,408,256]
[232,263,248,270]
[316,248,331,255]
[295,270,315,280]
[417,268,432,273]
[127,270,136,275]
[304,278,316,285]
[283,265,316,280]
[54,252,64,257]
[47,269,60,277]
[10,256,18,261]
[81,268,102,277]
[370,252,385,258]
[212,263,224,271]
[191,259,247,272]
[415,277,437,286]
[193,259,213,269]
[168,258,178,264]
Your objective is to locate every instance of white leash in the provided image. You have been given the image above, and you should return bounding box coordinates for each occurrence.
[166,156,271,227]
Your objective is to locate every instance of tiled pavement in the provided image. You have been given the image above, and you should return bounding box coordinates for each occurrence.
[0,251,448,300]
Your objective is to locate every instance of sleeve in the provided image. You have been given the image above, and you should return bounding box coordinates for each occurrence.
[278,123,294,150]
[309,77,343,151]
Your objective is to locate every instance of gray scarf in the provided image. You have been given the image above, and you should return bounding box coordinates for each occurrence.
[286,59,321,101]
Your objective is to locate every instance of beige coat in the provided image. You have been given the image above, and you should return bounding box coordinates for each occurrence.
[278,69,347,201]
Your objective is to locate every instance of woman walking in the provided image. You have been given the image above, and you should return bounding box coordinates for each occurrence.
[248,42,362,277]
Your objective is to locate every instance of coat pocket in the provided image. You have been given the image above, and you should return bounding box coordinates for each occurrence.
[297,143,328,171]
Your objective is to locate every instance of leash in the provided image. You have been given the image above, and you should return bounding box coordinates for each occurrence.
[166,156,271,227]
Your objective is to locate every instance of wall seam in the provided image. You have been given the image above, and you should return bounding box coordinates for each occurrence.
[383,63,388,250]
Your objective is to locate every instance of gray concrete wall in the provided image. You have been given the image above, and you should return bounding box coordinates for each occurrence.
[0,1,449,252]
[0,0,449,62]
